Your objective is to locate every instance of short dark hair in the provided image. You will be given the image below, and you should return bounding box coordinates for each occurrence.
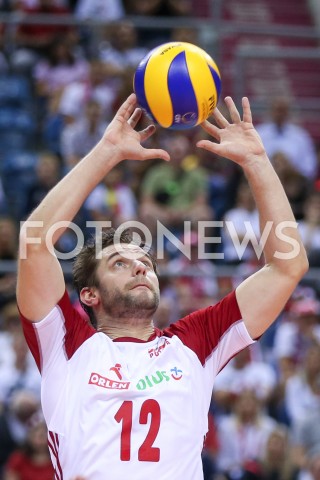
[73,228,157,328]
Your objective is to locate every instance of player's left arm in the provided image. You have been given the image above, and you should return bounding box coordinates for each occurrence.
[197,97,309,339]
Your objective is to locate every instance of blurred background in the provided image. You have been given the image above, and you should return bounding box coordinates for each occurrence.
[0,1,320,479]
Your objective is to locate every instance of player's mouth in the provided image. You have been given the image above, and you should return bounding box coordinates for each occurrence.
[130,284,150,290]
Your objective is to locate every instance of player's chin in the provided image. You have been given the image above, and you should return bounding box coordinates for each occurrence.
[129,288,159,308]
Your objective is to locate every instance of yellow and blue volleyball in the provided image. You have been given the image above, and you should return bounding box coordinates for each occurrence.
[133,41,221,130]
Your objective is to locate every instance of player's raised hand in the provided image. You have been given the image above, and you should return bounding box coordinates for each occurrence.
[197,96,266,167]
[102,93,170,162]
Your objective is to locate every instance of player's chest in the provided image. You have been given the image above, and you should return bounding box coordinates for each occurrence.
[70,336,195,400]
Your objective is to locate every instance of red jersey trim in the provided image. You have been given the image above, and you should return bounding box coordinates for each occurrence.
[163,290,244,365]
[113,328,162,343]
[48,431,63,480]
[56,290,95,360]
[20,315,42,371]
[20,290,96,371]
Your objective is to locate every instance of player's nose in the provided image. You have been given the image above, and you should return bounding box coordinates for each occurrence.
[132,259,147,276]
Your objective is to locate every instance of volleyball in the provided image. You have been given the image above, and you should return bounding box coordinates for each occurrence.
[133,41,221,130]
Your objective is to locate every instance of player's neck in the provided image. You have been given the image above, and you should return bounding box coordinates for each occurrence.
[97,319,155,341]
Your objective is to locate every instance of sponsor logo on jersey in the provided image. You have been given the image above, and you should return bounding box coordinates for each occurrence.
[136,367,183,390]
[89,372,130,390]
[170,367,183,380]
[148,338,170,358]
[109,363,123,380]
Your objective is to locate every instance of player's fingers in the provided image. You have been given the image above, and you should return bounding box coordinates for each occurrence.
[225,96,241,124]
[139,124,156,142]
[128,108,142,128]
[141,148,171,162]
[196,139,224,156]
[116,93,137,122]
[212,107,229,128]
[138,126,170,160]
[242,97,252,123]
[200,120,220,141]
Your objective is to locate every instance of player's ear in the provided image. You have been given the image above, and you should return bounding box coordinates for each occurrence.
[80,287,100,307]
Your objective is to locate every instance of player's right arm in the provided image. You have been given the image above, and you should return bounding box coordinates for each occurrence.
[17,94,170,322]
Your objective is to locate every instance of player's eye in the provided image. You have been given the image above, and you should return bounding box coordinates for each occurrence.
[142,261,152,269]
[114,260,126,267]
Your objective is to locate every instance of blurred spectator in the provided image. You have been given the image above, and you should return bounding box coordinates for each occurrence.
[58,59,117,122]
[98,20,148,73]
[272,151,309,221]
[163,0,192,16]
[13,0,73,69]
[273,296,320,366]
[0,390,39,476]
[61,99,108,168]
[110,66,140,114]
[215,390,278,477]
[123,0,192,16]
[0,327,41,405]
[0,217,18,308]
[3,415,54,480]
[45,59,116,157]
[14,0,69,6]
[221,181,260,265]
[33,35,89,99]
[170,25,199,44]
[194,127,239,223]
[303,450,320,480]
[0,302,22,374]
[284,344,320,426]
[166,230,219,315]
[123,0,164,15]
[0,24,9,72]
[256,97,317,180]
[139,133,213,236]
[122,0,170,46]
[213,346,277,411]
[0,177,10,216]
[84,165,137,227]
[25,151,61,215]
[291,405,320,473]
[298,191,320,267]
[242,426,299,480]
[74,0,124,21]
[191,0,211,17]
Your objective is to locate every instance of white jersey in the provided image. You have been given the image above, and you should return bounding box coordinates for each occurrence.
[20,290,254,480]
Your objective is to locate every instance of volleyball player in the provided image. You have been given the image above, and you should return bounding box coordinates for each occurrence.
[17,94,308,479]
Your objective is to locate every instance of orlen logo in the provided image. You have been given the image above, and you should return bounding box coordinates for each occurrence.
[89,372,130,390]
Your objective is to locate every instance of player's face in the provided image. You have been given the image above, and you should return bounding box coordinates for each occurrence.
[95,244,160,318]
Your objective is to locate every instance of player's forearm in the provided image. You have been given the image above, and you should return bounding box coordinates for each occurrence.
[243,153,308,276]
[22,138,121,245]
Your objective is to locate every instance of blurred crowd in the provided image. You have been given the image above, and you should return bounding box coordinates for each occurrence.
[0,1,320,480]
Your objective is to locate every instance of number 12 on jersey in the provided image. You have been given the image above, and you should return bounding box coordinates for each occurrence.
[114,399,161,462]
